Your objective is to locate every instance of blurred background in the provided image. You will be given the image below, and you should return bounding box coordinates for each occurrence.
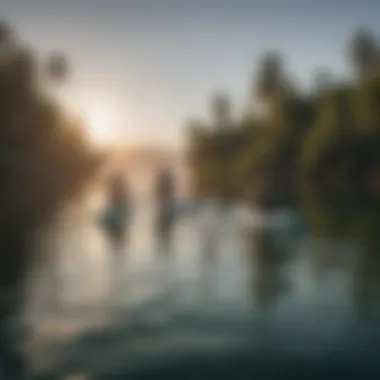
[1,0,380,379]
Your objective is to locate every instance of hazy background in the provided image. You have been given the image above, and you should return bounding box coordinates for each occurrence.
[2,0,380,145]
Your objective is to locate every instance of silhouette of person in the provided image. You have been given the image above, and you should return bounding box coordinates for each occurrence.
[154,166,177,256]
[101,174,130,252]
[99,173,131,300]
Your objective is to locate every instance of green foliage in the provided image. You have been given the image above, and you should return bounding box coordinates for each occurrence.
[348,27,380,76]
[187,27,380,244]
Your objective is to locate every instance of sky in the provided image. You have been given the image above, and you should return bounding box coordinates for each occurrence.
[2,0,380,146]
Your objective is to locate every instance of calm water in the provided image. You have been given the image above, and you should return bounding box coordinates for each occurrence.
[24,199,380,379]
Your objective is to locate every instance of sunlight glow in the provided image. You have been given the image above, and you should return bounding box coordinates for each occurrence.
[84,104,115,144]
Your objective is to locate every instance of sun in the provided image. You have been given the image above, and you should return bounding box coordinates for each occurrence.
[84,104,113,144]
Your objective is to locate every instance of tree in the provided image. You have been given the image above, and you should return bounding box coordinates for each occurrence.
[47,52,68,83]
[187,27,380,248]
[255,51,286,101]
[210,90,232,129]
[348,27,379,77]
[0,21,13,53]
[0,25,101,377]
[46,52,69,99]
[313,67,335,96]
[186,117,206,139]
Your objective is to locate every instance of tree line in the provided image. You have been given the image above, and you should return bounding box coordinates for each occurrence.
[186,27,380,243]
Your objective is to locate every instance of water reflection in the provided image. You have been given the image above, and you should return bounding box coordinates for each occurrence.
[24,199,380,378]
[353,249,380,321]
[196,205,220,302]
[249,228,287,310]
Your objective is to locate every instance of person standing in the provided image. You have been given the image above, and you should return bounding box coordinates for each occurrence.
[154,166,177,256]
[101,175,131,250]
[99,173,131,301]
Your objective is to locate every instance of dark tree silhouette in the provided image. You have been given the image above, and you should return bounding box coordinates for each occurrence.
[313,67,335,96]
[0,25,101,377]
[348,27,379,76]
[210,90,232,129]
[0,20,13,49]
[47,52,68,84]
[255,51,286,101]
